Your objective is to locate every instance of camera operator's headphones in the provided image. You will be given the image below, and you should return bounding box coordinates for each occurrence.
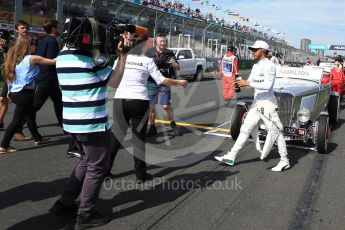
[89,17,107,66]
[61,17,107,66]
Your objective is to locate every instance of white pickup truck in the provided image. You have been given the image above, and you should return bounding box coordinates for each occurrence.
[169,48,207,81]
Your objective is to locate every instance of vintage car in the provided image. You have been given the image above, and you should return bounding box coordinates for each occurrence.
[230,66,340,154]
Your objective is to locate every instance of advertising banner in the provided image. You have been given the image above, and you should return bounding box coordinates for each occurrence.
[329,45,345,51]
[307,44,328,50]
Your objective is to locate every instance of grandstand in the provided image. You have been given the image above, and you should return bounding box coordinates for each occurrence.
[62,0,316,67]
[1,0,317,69]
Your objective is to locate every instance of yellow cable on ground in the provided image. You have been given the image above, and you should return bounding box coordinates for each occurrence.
[155,119,230,133]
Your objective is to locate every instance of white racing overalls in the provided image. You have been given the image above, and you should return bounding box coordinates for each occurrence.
[236,97,287,161]
[225,58,288,163]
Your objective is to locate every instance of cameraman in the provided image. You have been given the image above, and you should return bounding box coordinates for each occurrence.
[49,18,125,229]
[146,33,181,137]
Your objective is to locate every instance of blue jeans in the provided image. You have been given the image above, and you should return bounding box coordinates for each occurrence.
[147,81,171,105]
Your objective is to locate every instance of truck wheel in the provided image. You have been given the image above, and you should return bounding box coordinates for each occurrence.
[328,95,340,126]
[192,67,203,82]
[230,104,247,140]
[316,115,330,154]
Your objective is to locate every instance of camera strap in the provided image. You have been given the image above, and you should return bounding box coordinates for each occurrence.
[89,17,108,66]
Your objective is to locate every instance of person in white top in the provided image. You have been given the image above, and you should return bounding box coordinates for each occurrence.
[268,51,280,65]
[108,34,188,182]
[215,40,290,172]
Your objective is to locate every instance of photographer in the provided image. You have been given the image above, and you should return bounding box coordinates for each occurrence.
[146,33,181,137]
[49,18,125,229]
[0,32,9,131]
[108,33,187,183]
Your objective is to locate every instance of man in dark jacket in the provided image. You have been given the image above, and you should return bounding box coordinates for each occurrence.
[34,19,63,126]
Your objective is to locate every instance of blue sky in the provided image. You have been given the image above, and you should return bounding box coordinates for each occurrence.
[183,0,345,54]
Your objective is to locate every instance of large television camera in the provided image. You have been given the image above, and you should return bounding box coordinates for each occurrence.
[61,17,148,65]
[105,20,148,55]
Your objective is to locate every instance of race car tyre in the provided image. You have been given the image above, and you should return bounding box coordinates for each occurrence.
[192,66,203,82]
[328,95,340,127]
[316,115,330,154]
[230,104,247,140]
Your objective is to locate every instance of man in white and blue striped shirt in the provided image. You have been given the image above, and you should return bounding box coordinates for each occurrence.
[50,46,124,228]
[56,49,112,133]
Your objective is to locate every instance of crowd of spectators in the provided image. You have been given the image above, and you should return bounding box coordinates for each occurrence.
[139,0,286,44]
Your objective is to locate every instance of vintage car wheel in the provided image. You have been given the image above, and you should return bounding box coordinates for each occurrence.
[316,115,330,154]
[328,95,340,126]
[230,104,247,140]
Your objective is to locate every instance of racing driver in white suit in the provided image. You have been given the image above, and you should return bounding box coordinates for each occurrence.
[215,40,290,172]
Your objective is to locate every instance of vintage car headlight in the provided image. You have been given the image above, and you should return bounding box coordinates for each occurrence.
[297,108,311,124]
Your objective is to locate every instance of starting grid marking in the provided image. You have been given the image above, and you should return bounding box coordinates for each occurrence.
[154,119,232,138]
[203,121,232,138]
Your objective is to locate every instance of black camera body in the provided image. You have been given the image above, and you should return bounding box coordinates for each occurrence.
[105,23,140,54]
[155,57,172,76]
[0,30,14,53]
[149,49,176,78]
[61,17,148,65]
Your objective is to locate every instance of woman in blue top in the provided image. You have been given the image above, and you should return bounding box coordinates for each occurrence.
[0,37,56,154]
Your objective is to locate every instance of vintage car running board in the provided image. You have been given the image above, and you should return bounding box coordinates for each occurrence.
[285,144,317,151]
[258,140,317,152]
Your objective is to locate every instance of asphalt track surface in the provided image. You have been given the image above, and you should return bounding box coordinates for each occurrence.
[1,73,345,230]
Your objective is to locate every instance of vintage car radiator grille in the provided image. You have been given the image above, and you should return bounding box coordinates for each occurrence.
[274,92,293,127]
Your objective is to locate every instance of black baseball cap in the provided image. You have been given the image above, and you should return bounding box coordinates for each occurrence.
[227,45,236,51]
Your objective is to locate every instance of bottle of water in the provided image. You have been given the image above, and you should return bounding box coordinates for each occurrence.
[235,74,241,92]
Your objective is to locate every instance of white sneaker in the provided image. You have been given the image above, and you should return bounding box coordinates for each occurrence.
[214,155,235,166]
[271,160,290,172]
